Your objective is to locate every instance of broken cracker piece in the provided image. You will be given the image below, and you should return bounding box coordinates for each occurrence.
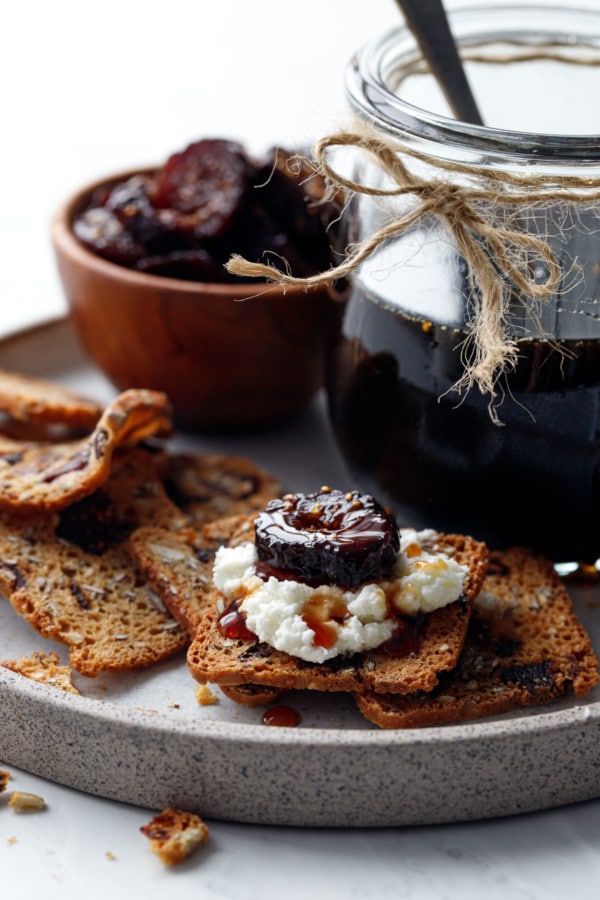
[140,807,208,866]
[0,769,9,793]
[1,651,79,694]
[0,388,173,514]
[195,684,218,706]
[0,369,102,429]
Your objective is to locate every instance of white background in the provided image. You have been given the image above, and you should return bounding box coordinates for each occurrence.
[2,1,600,897]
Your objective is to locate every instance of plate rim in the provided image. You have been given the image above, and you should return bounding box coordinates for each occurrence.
[1,315,600,827]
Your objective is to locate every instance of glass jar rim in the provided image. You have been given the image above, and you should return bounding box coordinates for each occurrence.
[345,3,600,167]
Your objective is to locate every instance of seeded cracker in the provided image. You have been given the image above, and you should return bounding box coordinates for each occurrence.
[130,519,285,706]
[0,369,102,429]
[162,452,282,528]
[184,516,488,696]
[355,547,600,728]
[0,448,189,676]
[129,515,255,634]
[0,388,172,514]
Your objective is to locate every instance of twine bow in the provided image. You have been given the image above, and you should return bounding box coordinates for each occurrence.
[227,123,600,416]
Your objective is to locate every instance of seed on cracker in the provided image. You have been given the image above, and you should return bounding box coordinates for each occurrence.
[0,388,173,514]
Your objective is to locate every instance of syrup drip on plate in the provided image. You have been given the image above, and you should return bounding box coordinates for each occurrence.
[262,706,301,727]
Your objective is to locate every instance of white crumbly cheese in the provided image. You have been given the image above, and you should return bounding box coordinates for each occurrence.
[213,542,258,596]
[390,529,468,615]
[212,529,467,663]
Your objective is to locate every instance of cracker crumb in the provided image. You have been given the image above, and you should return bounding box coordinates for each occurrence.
[106,851,117,861]
[1,651,79,694]
[140,807,208,866]
[8,791,46,812]
[0,768,10,793]
[8,835,17,845]
[195,684,218,706]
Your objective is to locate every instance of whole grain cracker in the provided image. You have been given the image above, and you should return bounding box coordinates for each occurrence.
[163,453,281,528]
[129,515,255,634]
[0,448,190,676]
[0,388,172,514]
[360,532,489,695]
[0,369,102,429]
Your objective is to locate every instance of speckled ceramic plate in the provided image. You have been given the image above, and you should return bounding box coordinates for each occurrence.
[1,318,600,828]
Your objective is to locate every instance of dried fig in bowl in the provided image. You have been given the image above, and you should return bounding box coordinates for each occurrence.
[71,138,343,286]
[52,138,343,430]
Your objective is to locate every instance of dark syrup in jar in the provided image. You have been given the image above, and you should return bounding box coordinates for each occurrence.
[327,291,600,563]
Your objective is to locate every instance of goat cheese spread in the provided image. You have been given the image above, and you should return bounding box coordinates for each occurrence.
[212,529,467,663]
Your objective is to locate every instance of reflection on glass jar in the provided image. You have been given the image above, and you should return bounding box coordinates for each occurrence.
[326,5,600,563]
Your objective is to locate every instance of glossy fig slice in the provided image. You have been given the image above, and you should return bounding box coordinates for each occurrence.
[254,489,399,588]
[149,138,250,239]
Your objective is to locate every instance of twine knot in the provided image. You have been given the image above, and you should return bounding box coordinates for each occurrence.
[227,122,600,418]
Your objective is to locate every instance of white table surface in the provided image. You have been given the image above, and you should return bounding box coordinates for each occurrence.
[2,1,600,897]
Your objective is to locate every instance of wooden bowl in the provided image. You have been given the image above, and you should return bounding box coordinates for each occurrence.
[51,171,340,430]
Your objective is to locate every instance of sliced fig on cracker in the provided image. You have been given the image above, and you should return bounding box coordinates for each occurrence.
[183,516,487,697]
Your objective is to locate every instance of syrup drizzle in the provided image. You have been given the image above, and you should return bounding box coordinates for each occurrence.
[217,599,256,642]
[380,615,423,658]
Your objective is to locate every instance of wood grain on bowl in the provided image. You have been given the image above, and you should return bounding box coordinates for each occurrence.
[51,172,342,431]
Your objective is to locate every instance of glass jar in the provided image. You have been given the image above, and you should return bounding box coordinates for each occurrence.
[326,5,600,563]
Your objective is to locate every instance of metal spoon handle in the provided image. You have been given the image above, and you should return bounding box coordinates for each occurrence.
[394,0,484,125]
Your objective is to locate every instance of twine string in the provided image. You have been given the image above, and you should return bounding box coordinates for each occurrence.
[227,128,581,399]
[227,53,600,411]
